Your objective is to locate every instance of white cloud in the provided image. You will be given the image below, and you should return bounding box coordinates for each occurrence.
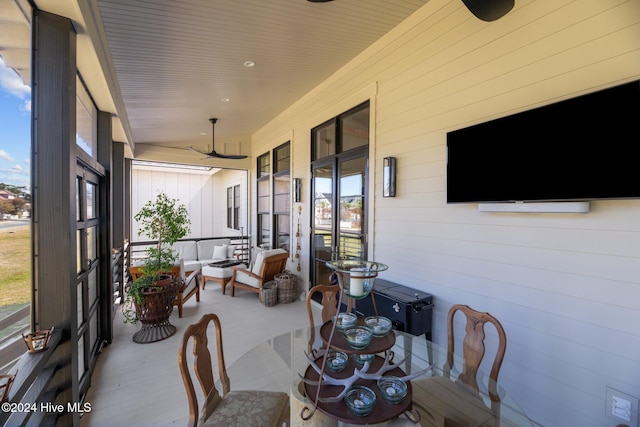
[0,166,30,187]
[11,164,23,172]
[0,149,14,162]
[0,57,31,99]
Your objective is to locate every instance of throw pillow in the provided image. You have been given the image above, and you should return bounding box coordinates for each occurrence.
[227,245,236,258]
[212,245,228,260]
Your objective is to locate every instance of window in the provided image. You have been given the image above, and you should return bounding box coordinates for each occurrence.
[227,187,233,228]
[226,184,241,230]
[0,0,32,369]
[312,102,369,161]
[76,77,97,156]
[273,143,291,252]
[256,142,291,251]
[234,185,240,230]
[257,152,271,248]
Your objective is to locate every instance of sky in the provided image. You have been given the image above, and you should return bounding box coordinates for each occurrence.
[0,57,31,189]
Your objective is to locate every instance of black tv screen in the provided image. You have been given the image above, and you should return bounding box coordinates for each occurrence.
[446,80,640,204]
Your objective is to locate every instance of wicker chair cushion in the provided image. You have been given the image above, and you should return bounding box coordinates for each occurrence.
[200,390,289,427]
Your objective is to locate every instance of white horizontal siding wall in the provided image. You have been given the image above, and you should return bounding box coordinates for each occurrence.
[252,0,640,426]
[131,168,247,240]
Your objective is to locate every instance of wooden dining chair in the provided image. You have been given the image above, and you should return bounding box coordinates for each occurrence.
[305,284,340,355]
[306,284,340,327]
[444,304,507,422]
[178,313,290,427]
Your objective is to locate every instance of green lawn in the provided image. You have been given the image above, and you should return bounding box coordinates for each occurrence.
[0,224,31,306]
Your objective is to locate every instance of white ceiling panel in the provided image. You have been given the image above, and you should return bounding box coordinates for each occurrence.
[94,0,429,154]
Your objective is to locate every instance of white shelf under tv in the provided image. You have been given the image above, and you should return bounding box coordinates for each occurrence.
[477,201,590,213]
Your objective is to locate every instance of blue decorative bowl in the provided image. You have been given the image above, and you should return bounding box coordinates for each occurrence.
[343,326,373,350]
[332,312,357,331]
[364,315,392,337]
[351,353,375,367]
[344,385,376,416]
[377,376,408,404]
[325,350,348,372]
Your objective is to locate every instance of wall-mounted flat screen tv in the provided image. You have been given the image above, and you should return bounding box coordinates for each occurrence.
[446,80,640,204]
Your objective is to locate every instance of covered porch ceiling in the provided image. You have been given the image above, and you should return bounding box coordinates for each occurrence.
[31,0,430,165]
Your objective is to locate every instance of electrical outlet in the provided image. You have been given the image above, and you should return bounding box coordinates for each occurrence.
[606,387,639,427]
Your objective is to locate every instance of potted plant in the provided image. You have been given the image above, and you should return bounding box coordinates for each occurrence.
[124,193,190,342]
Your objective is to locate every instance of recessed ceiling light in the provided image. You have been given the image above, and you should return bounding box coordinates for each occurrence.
[221,97,230,103]
[243,60,256,68]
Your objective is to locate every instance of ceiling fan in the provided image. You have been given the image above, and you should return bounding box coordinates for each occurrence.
[307,0,514,22]
[461,0,514,22]
[187,118,248,160]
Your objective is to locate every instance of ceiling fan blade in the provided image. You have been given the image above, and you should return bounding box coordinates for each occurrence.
[187,145,247,159]
[187,146,211,156]
[208,152,248,160]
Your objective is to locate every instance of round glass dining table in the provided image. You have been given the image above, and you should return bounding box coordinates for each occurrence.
[220,326,532,427]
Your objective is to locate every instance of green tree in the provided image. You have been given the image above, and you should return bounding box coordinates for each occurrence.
[0,198,12,215]
[9,198,26,215]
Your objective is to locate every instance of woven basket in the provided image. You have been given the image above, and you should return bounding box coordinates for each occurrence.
[261,281,278,307]
[275,271,298,304]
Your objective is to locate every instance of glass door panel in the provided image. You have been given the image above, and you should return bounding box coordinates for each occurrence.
[338,157,366,260]
[75,165,103,399]
[312,164,334,287]
[311,153,368,286]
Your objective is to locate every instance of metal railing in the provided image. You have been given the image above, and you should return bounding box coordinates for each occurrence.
[0,304,30,372]
[0,327,63,426]
[128,235,251,269]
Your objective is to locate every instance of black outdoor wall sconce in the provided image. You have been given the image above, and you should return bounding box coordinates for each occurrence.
[383,157,396,198]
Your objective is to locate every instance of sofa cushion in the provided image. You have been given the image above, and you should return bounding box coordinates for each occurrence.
[197,239,232,261]
[182,260,202,272]
[170,241,198,262]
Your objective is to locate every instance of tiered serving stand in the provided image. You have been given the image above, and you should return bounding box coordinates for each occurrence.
[301,260,424,424]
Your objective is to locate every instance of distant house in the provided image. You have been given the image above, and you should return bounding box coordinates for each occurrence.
[0,190,17,200]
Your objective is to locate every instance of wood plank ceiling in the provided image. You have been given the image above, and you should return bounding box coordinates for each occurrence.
[0,0,30,84]
[96,0,429,156]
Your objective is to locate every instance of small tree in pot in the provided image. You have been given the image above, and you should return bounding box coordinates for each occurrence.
[124,192,190,326]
